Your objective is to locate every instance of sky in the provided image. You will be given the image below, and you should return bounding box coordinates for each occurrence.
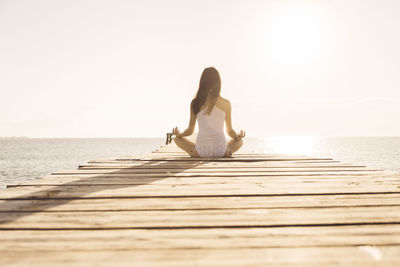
[1,0,399,138]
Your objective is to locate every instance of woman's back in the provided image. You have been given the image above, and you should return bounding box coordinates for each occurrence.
[197,105,225,136]
[195,101,227,157]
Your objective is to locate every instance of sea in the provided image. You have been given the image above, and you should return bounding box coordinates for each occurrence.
[0,137,399,189]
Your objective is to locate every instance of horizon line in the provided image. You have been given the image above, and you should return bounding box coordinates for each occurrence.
[1,135,400,139]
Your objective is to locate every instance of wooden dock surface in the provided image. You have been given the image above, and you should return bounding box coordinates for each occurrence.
[1,143,400,266]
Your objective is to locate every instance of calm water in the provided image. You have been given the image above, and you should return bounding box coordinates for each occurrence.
[0,137,399,189]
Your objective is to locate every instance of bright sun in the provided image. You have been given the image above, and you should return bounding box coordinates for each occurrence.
[262,5,326,69]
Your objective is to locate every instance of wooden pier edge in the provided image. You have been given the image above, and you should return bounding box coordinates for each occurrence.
[1,142,400,266]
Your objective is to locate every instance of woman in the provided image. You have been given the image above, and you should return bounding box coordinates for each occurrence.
[170,67,245,158]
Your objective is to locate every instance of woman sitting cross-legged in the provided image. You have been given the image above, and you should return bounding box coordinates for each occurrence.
[170,67,245,158]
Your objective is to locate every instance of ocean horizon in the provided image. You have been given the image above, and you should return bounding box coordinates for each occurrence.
[1,136,399,189]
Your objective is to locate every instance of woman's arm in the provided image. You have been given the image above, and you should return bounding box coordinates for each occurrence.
[225,100,246,140]
[224,100,238,139]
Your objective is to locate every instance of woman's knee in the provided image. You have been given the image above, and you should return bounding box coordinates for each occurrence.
[229,138,243,153]
[173,136,182,145]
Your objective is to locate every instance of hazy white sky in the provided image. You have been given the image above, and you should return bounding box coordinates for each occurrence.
[1,0,399,137]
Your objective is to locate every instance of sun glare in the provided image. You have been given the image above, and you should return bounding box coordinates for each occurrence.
[264,136,320,155]
[262,5,326,69]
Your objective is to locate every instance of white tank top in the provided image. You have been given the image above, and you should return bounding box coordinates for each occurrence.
[195,105,227,157]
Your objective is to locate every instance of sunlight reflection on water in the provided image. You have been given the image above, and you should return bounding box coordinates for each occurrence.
[262,136,320,155]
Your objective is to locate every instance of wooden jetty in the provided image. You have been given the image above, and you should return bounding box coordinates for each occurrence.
[1,142,400,266]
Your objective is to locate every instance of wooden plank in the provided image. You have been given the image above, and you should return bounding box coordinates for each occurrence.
[43,173,392,179]
[91,155,335,161]
[147,151,318,156]
[73,166,377,172]
[78,163,367,169]
[75,167,372,173]
[30,174,388,185]
[1,194,400,212]
[52,170,379,177]
[1,206,400,229]
[1,226,400,249]
[6,174,399,187]
[118,154,335,161]
[137,157,335,162]
[1,182,400,199]
[88,159,341,164]
[1,246,399,266]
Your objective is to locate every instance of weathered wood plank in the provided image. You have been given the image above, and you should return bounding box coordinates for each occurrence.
[1,226,400,249]
[1,246,399,266]
[139,157,335,162]
[1,206,400,229]
[116,153,335,160]
[74,167,372,173]
[52,172,373,177]
[7,174,399,188]
[1,194,400,212]
[88,159,341,164]
[91,156,335,161]
[1,182,400,199]
[78,164,367,169]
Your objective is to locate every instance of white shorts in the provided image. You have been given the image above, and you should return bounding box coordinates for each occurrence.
[195,141,228,158]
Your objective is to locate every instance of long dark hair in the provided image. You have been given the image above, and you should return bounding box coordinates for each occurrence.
[191,67,221,115]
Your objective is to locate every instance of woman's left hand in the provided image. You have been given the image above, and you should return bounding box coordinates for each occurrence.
[172,127,181,137]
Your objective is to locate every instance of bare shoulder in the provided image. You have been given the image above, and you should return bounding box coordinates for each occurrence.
[216,96,231,111]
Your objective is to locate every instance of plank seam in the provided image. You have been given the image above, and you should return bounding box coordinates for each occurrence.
[2,191,400,200]
[2,222,400,231]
